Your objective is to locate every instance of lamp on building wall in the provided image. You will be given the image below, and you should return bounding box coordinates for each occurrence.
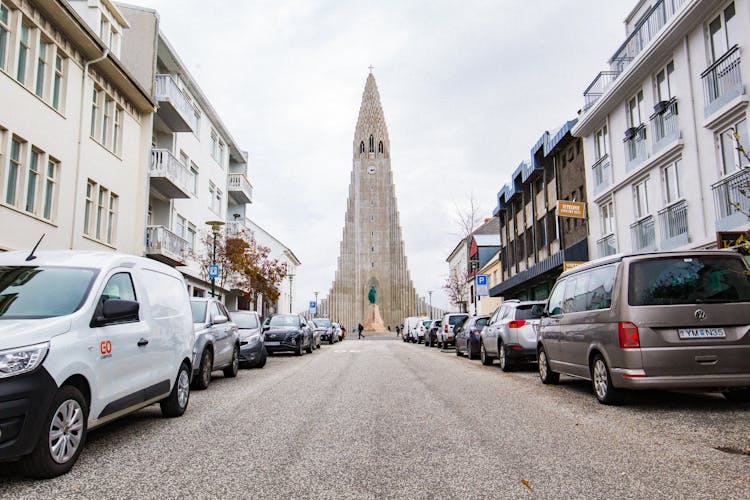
[205,220,225,298]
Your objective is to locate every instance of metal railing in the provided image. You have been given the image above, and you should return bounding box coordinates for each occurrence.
[228,173,253,198]
[712,167,750,220]
[658,199,688,241]
[630,216,656,252]
[150,149,191,193]
[154,74,194,122]
[592,154,611,193]
[702,45,742,110]
[583,71,620,111]
[145,225,189,260]
[650,98,679,148]
[624,125,648,170]
[596,234,617,258]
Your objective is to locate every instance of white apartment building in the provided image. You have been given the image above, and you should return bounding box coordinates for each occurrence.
[0,0,153,254]
[573,0,750,259]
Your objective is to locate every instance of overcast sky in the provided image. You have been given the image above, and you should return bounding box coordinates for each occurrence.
[132,0,634,312]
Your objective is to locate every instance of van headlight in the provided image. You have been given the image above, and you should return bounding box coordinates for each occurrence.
[0,342,49,378]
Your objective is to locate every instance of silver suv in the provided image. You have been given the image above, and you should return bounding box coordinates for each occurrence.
[537,250,750,405]
[480,300,544,370]
[190,299,240,390]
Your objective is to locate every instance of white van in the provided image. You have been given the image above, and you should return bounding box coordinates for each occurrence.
[0,251,194,477]
[403,316,424,343]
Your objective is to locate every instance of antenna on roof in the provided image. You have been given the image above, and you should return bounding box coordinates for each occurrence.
[25,234,45,262]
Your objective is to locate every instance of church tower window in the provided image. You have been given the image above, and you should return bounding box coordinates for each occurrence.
[359,141,365,153]
[369,135,374,153]
[378,141,383,154]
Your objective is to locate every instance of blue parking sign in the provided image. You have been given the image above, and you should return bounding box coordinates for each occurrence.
[309,301,317,310]
[476,274,489,296]
[208,264,220,279]
[476,274,487,286]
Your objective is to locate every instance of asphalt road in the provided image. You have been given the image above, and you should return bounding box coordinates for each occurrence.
[2,337,749,498]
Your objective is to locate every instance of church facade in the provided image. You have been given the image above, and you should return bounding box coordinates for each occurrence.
[326,73,421,330]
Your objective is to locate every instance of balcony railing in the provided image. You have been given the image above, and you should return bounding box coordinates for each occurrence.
[650,98,679,153]
[154,74,194,133]
[630,216,656,252]
[702,45,743,117]
[624,124,648,171]
[583,71,620,112]
[712,167,750,231]
[150,149,191,199]
[227,173,253,205]
[592,154,611,194]
[658,199,689,249]
[145,225,189,267]
[596,234,617,258]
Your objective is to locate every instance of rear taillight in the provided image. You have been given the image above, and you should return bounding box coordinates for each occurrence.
[508,319,526,329]
[444,325,448,332]
[618,322,640,348]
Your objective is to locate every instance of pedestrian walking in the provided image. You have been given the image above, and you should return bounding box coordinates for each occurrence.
[357,323,364,339]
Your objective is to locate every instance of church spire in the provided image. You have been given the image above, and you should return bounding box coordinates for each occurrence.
[354,73,389,154]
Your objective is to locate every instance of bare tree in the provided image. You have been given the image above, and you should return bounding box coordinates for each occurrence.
[443,268,469,312]
[453,192,485,240]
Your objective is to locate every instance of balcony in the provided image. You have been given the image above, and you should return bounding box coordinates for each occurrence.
[658,199,689,250]
[702,45,743,118]
[650,98,679,154]
[592,155,611,195]
[712,168,750,231]
[154,74,194,133]
[228,173,253,205]
[624,124,648,172]
[150,149,191,199]
[596,234,617,258]
[145,225,189,267]
[630,216,656,252]
[583,71,620,112]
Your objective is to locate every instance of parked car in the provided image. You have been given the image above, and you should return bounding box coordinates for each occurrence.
[332,322,343,341]
[403,316,424,343]
[480,300,545,371]
[232,310,266,368]
[537,250,750,405]
[263,314,314,355]
[190,299,240,389]
[0,251,194,478]
[313,318,339,344]
[438,313,469,348]
[455,315,490,359]
[415,319,431,344]
[425,319,442,347]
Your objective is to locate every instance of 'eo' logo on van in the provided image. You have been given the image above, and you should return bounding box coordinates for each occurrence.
[100,340,113,358]
[694,309,707,321]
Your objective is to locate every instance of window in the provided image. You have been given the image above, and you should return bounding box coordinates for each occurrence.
[25,149,40,213]
[192,106,200,134]
[709,2,736,62]
[368,135,374,153]
[563,273,590,313]
[208,181,216,211]
[90,88,100,138]
[586,266,615,310]
[101,99,113,146]
[546,209,557,242]
[83,180,117,244]
[187,223,196,249]
[594,125,608,160]
[600,200,615,235]
[547,280,566,316]
[216,189,223,215]
[627,90,645,127]
[6,137,23,205]
[106,193,116,245]
[16,23,29,84]
[633,179,650,219]
[42,159,58,220]
[96,186,107,240]
[190,162,199,195]
[359,141,365,153]
[112,107,121,154]
[719,118,748,175]
[378,141,383,153]
[102,272,136,303]
[218,140,225,167]
[179,151,188,167]
[655,61,675,102]
[174,213,186,239]
[35,40,49,98]
[210,130,218,160]
[0,2,9,71]
[83,181,94,234]
[52,54,64,110]
[663,160,680,204]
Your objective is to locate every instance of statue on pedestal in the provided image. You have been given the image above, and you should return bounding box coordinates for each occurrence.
[363,285,386,333]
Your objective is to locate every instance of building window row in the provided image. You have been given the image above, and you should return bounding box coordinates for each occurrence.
[84,179,118,245]
[90,85,124,155]
[173,211,196,249]
[0,2,68,112]
[208,180,223,216]
[209,129,226,167]
[1,129,59,223]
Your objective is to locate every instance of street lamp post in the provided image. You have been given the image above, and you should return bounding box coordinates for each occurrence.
[428,290,433,319]
[314,291,319,318]
[205,220,225,298]
[288,273,295,313]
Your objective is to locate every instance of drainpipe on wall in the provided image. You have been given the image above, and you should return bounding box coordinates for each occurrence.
[69,49,109,249]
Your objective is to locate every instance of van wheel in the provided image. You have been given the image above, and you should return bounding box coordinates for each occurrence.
[498,342,512,372]
[19,385,88,478]
[723,389,750,403]
[538,346,559,384]
[192,349,212,390]
[223,345,239,378]
[591,354,623,405]
[480,342,493,366]
[161,362,191,418]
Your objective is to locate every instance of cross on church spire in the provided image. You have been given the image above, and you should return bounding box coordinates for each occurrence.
[368,65,374,73]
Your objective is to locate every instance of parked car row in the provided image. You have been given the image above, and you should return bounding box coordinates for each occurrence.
[411,249,750,406]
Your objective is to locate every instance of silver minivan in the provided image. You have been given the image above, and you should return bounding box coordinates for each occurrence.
[537,250,750,404]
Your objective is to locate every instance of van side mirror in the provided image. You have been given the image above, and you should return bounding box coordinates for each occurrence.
[96,299,139,326]
[212,315,228,325]
[262,326,270,332]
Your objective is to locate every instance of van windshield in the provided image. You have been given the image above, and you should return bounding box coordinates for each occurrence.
[629,256,750,306]
[0,266,97,319]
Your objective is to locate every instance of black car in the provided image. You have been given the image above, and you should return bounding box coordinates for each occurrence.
[232,310,267,368]
[455,315,490,360]
[426,319,442,347]
[263,314,314,356]
[313,318,339,344]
